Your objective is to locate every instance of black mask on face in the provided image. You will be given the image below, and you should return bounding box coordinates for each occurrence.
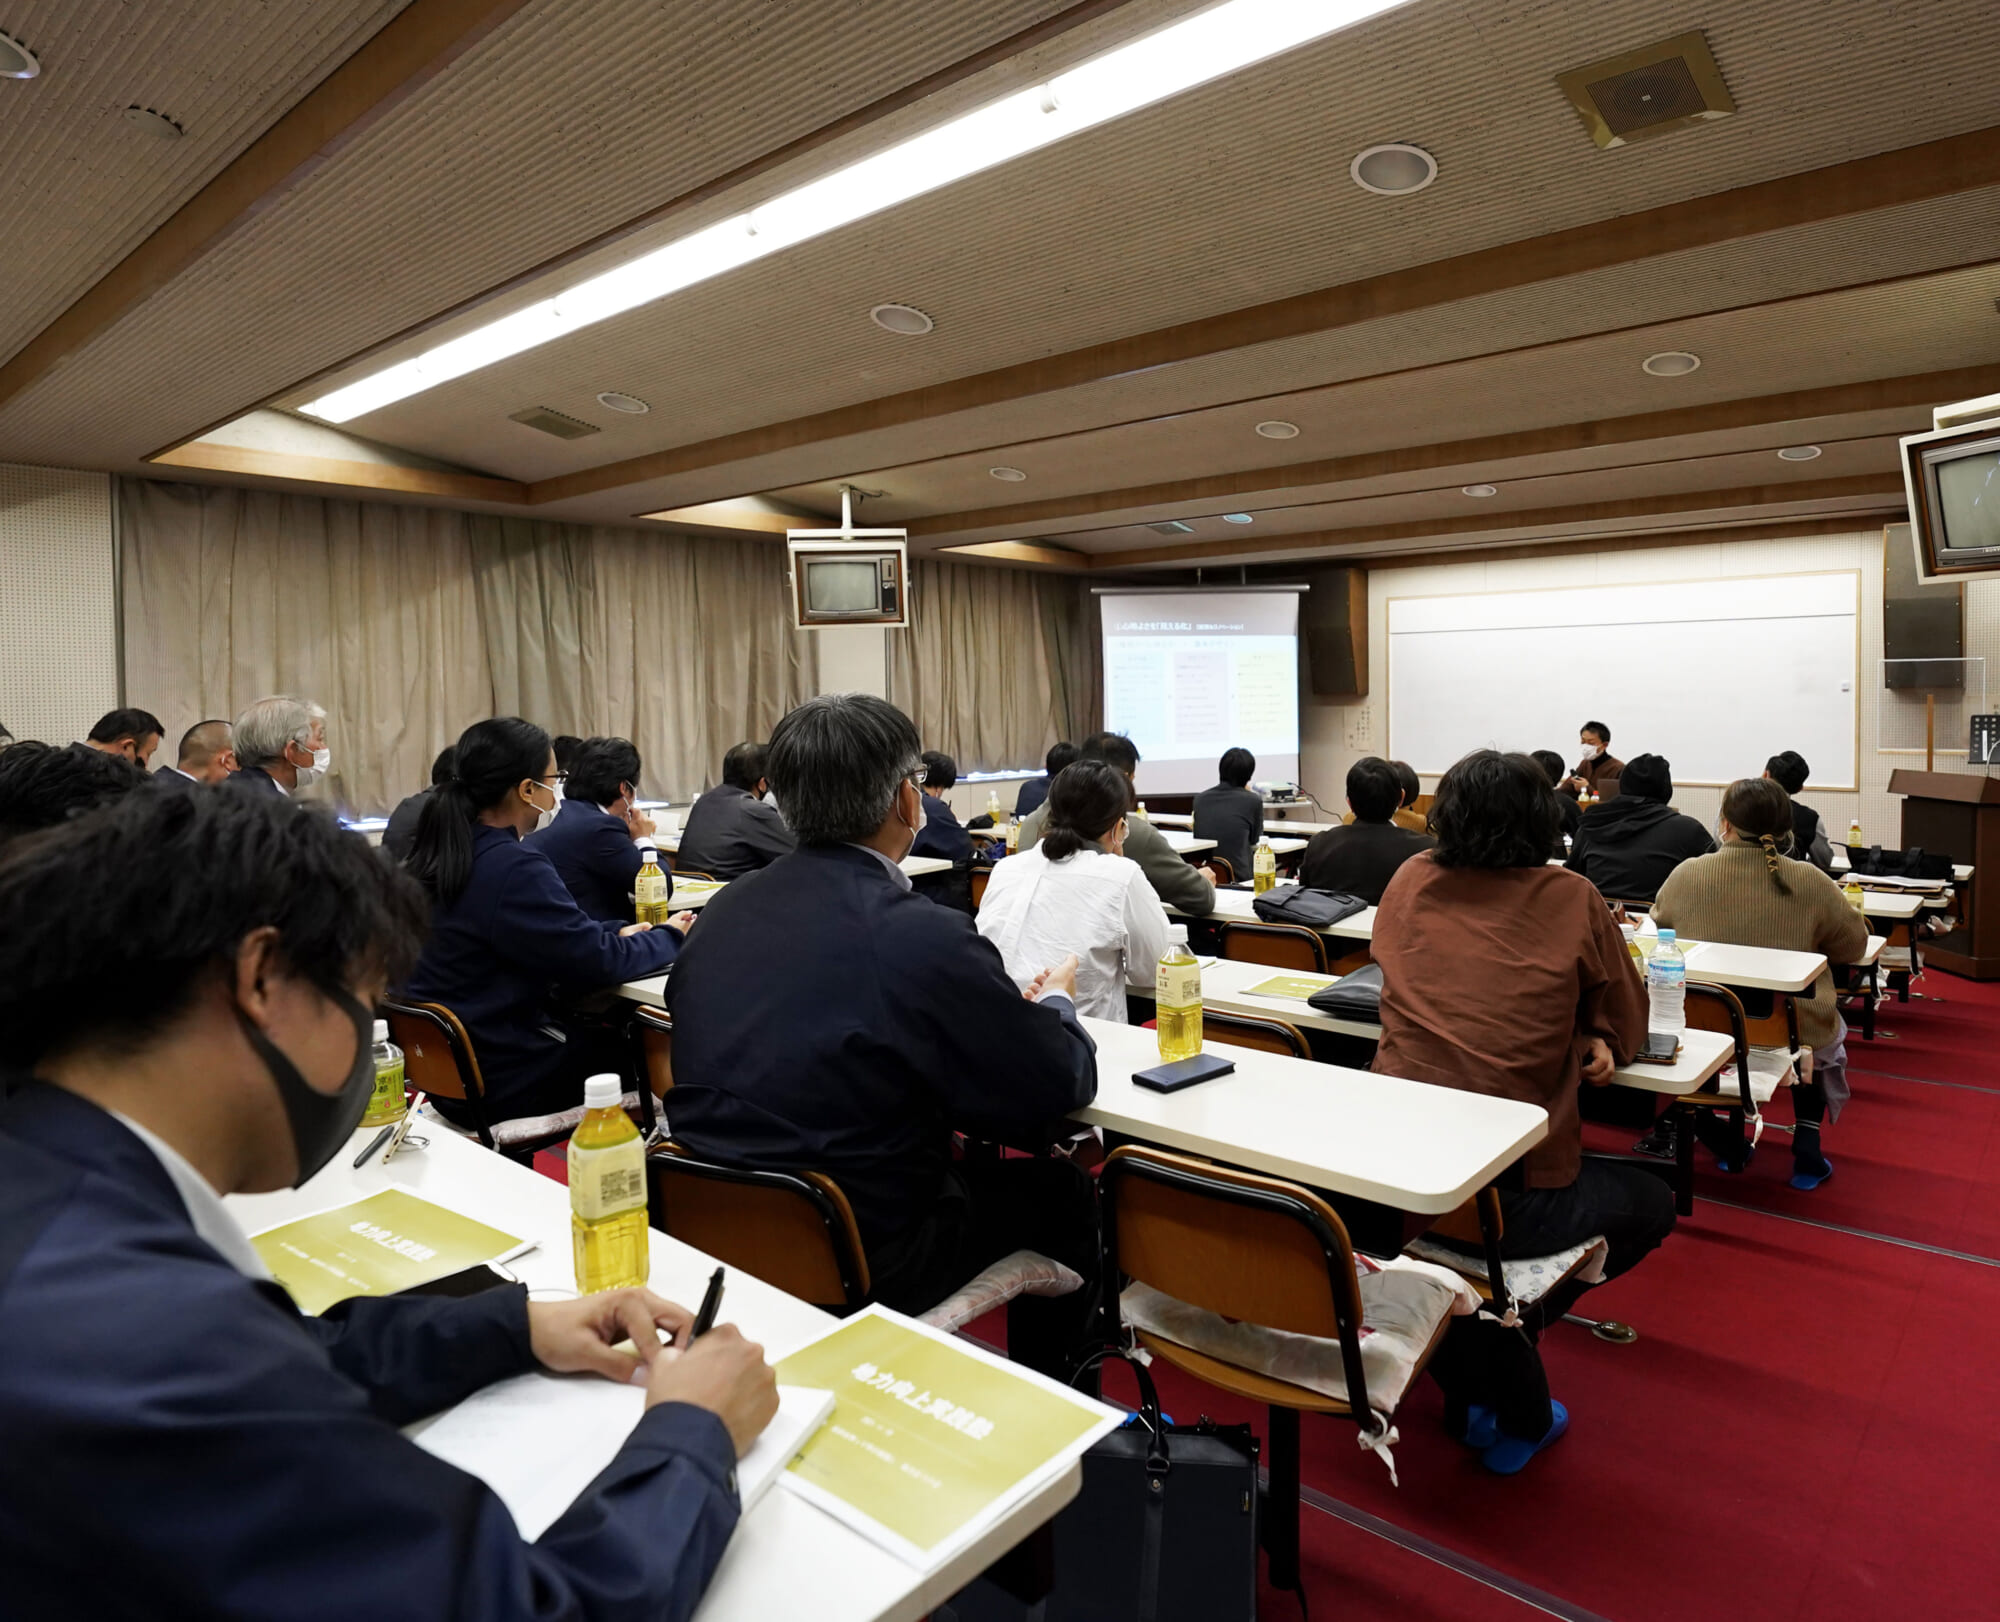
[234,986,377,1186]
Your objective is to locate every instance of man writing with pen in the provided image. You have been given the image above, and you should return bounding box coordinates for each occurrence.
[0,787,779,1622]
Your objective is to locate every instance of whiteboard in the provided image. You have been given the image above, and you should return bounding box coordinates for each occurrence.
[1387,573,1859,789]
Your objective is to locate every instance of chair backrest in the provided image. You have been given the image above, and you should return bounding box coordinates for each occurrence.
[1103,1145,1356,1342]
[1686,979,1793,1051]
[969,865,991,908]
[1220,920,1328,974]
[632,1004,674,1098]
[646,1144,870,1310]
[1203,1009,1310,1059]
[1208,855,1236,885]
[673,868,717,883]
[382,997,491,1146]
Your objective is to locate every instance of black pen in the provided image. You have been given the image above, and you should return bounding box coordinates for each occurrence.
[352,1122,397,1168]
[689,1266,726,1341]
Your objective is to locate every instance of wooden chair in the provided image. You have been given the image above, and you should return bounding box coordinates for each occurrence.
[1202,1009,1311,1059]
[631,1004,674,1100]
[969,865,991,909]
[1673,981,1800,1205]
[647,1142,870,1311]
[1220,920,1329,974]
[1207,855,1235,885]
[1103,1146,1447,1597]
[672,868,717,883]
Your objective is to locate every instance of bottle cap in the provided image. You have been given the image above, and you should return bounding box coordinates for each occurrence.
[372,1018,388,1043]
[583,1074,623,1110]
[1167,924,1188,945]
[1656,928,1675,944]
[637,841,657,858]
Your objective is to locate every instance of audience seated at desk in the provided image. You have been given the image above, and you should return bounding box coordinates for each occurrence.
[1372,751,1673,1460]
[1018,731,1216,917]
[674,741,795,879]
[1531,750,1583,849]
[1014,740,1077,820]
[226,694,330,802]
[383,745,454,864]
[0,741,145,848]
[664,694,1101,1379]
[1559,720,1623,801]
[403,718,685,1123]
[154,717,236,789]
[1765,749,1835,873]
[1565,752,1715,902]
[0,788,776,1621]
[1336,757,1428,833]
[527,735,666,923]
[1300,756,1434,903]
[909,749,973,863]
[82,706,164,771]
[1651,777,1868,1190]
[1191,746,1264,878]
[978,760,1172,1021]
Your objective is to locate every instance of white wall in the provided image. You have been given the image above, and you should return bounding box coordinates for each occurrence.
[1302,526,2000,847]
[0,463,118,745]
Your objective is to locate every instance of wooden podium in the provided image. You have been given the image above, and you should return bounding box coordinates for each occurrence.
[1889,769,2000,978]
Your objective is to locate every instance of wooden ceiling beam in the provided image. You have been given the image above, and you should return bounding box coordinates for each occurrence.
[901,363,1998,539]
[1100,474,1906,567]
[0,0,538,413]
[528,123,2000,503]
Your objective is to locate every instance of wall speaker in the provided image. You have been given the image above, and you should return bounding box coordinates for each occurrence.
[1884,522,1964,689]
[1556,31,1735,150]
[1302,566,1367,697]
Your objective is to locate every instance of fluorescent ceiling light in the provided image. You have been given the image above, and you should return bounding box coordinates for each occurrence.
[302,0,1405,422]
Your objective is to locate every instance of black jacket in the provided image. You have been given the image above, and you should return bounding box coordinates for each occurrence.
[665,844,1097,1251]
[382,787,431,862]
[0,1084,739,1622]
[1298,820,1435,905]
[1792,801,1835,873]
[1565,796,1716,902]
[1192,783,1264,880]
[674,783,795,880]
[526,798,664,924]
[910,793,972,863]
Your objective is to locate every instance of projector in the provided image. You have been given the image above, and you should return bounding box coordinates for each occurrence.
[1259,782,1300,802]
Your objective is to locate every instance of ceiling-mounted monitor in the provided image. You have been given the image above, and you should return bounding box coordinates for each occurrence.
[1903,416,2000,583]
[787,491,909,628]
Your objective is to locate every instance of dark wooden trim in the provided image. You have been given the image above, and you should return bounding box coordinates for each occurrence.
[1104,474,1906,566]
[905,365,1999,538]
[149,440,526,503]
[0,0,537,411]
[1317,514,1885,573]
[528,124,2000,501]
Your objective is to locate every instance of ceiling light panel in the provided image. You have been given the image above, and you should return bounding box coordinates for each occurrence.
[301,0,1408,422]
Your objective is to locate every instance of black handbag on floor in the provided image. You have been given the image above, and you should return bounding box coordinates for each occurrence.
[941,1350,1260,1622]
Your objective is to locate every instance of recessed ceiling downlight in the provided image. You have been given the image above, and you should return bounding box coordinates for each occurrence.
[989,466,1027,482]
[1462,484,1497,497]
[1350,143,1436,196]
[0,29,39,78]
[1641,350,1700,377]
[595,391,650,414]
[1222,512,1254,524]
[1255,420,1300,439]
[1776,445,1822,462]
[870,303,934,335]
[123,105,183,138]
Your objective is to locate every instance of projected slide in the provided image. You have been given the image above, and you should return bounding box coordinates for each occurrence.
[1099,590,1301,795]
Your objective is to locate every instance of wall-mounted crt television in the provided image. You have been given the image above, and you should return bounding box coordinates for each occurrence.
[1903,417,2000,583]
[788,540,908,628]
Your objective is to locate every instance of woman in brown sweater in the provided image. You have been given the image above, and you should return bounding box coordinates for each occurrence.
[1651,777,1869,1190]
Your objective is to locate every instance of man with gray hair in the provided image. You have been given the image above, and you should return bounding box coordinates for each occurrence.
[666,693,1102,1381]
[226,696,329,799]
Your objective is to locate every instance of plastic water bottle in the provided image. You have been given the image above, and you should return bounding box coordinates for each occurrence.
[1844,877,1866,914]
[570,1074,648,1294]
[1155,926,1203,1062]
[361,1019,406,1128]
[1252,837,1276,893]
[1647,929,1686,1036]
[987,790,1004,826]
[1847,819,1863,849]
[633,844,671,925]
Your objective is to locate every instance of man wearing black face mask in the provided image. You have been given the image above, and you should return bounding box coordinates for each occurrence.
[0,790,777,1622]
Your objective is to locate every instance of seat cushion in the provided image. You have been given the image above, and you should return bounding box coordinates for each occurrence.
[1401,1235,1608,1304]
[918,1249,1084,1333]
[420,1093,645,1150]
[1118,1255,1477,1418]
[1696,1046,1795,1108]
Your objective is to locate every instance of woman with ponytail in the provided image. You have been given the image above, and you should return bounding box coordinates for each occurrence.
[403,717,688,1122]
[1651,777,1869,1190]
[976,760,1171,1021]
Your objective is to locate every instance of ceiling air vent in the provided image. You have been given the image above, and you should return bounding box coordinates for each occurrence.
[508,406,600,439]
[1147,520,1196,535]
[1556,30,1734,150]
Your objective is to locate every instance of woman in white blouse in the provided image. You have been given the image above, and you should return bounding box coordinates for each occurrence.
[977,761,1173,1022]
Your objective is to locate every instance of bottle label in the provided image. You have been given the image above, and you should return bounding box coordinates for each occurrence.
[1157,959,1201,1007]
[570,1140,647,1220]
[635,870,668,907]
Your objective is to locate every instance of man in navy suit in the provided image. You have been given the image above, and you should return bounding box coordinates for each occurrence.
[0,787,776,1621]
[909,749,973,863]
[527,735,668,923]
[668,694,1100,1379]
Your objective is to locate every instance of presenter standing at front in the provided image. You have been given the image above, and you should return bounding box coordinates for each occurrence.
[1562,722,1624,801]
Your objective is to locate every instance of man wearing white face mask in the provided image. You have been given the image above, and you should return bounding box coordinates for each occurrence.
[228,695,332,799]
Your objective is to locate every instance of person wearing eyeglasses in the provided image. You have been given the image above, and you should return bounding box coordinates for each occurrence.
[402,718,688,1123]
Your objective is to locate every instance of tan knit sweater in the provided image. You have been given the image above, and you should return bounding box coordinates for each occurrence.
[1650,840,1869,1049]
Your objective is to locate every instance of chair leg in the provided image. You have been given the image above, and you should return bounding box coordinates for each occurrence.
[1262,1405,1301,1595]
[1674,1102,1696,1216]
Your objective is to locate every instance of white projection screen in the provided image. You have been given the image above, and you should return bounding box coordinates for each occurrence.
[1098,588,1302,795]
[1387,572,1860,788]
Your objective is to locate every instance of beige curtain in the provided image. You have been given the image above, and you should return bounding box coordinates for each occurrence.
[119,479,817,814]
[887,558,1098,772]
